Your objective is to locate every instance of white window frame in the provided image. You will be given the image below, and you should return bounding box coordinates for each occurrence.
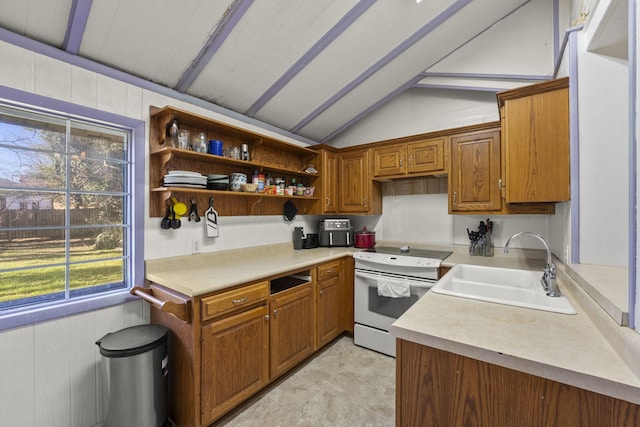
[0,86,145,331]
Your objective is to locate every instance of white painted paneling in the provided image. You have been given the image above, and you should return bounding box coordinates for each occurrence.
[189,0,360,112]
[428,0,553,75]
[263,0,528,138]
[0,0,71,46]
[69,311,99,427]
[329,88,498,148]
[577,32,628,266]
[452,213,551,248]
[96,74,128,115]
[34,316,72,427]
[0,325,35,427]
[34,54,71,101]
[382,194,452,244]
[0,41,34,92]
[80,0,234,88]
[70,66,98,108]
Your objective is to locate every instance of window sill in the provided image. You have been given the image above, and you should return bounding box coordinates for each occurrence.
[0,290,138,332]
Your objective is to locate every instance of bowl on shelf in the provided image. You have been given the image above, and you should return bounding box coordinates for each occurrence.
[207,174,228,180]
[207,174,229,191]
[242,183,258,193]
[207,182,229,191]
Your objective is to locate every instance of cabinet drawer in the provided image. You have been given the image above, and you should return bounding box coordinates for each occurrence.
[202,281,269,321]
[317,260,341,280]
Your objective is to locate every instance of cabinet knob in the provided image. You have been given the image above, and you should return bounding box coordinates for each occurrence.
[273,309,279,316]
[265,315,270,320]
[319,290,324,296]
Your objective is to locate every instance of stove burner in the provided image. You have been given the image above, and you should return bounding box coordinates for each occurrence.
[365,246,452,261]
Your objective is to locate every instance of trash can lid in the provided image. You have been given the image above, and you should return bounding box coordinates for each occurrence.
[96,324,168,358]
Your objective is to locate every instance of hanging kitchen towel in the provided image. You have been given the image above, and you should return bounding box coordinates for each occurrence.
[377,279,411,298]
[283,200,298,222]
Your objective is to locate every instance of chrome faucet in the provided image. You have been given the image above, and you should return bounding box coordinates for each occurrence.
[504,232,561,297]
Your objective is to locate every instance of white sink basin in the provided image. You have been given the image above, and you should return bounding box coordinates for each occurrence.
[431,264,576,314]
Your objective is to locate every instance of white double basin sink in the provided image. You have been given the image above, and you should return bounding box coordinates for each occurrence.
[431,264,576,315]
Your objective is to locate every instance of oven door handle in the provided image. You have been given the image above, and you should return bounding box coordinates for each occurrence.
[355,270,435,288]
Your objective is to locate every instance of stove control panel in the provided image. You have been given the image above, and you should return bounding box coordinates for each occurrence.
[353,251,442,268]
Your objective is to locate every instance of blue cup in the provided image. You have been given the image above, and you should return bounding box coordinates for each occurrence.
[208,140,223,156]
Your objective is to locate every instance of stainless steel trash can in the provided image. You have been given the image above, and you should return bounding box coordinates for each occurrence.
[96,324,169,427]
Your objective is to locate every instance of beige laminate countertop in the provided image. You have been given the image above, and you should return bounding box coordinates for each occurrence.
[390,254,640,405]
[145,243,358,297]
[145,241,640,405]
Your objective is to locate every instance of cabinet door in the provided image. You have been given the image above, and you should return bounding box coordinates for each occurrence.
[502,85,570,203]
[316,261,342,348]
[201,305,269,425]
[449,130,501,212]
[321,149,338,213]
[270,283,315,378]
[339,149,371,213]
[407,138,445,174]
[373,144,406,177]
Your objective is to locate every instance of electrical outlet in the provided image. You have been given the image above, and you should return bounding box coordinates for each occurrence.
[192,240,200,254]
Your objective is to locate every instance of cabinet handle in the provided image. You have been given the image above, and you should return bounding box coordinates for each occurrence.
[327,268,334,273]
[363,196,368,207]
[400,157,403,167]
[232,297,247,305]
[408,155,412,166]
[326,197,330,206]
[453,192,457,204]
[498,178,505,189]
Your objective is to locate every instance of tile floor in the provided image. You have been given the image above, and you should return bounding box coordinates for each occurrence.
[214,336,395,427]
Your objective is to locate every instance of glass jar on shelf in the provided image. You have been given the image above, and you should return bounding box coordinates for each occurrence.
[192,132,207,153]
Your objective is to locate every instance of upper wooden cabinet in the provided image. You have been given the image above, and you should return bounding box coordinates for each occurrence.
[373,137,446,178]
[338,148,382,214]
[497,77,570,203]
[315,147,339,214]
[149,106,320,217]
[449,129,502,212]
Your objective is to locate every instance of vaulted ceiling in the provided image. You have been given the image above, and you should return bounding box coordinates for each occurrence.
[0,0,558,143]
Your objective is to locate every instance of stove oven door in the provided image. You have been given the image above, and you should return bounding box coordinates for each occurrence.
[354,269,435,331]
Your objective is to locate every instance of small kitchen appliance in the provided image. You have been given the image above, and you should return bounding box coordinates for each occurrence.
[354,227,376,248]
[318,218,354,247]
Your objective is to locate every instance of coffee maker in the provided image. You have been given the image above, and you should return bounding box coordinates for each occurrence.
[318,219,354,247]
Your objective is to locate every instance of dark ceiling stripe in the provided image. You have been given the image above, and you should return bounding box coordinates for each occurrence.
[290,0,472,134]
[62,0,93,54]
[175,0,254,92]
[244,0,376,117]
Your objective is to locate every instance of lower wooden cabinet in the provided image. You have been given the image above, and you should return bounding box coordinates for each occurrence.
[269,282,315,379]
[148,257,354,426]
[396,339,640,427]
[201,305,269,425]
[316,260,343,348]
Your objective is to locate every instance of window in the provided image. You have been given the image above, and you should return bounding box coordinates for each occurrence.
[0,92,144,330]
